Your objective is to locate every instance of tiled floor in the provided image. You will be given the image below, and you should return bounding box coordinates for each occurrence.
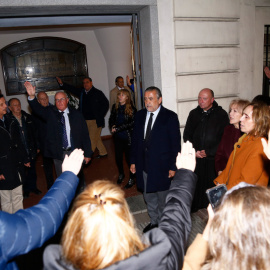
[23,137,140,209]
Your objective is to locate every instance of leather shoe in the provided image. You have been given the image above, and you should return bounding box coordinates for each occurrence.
[117,174,125,184]
[95,154,108,159]
[32,189,42,195]
[124,178,135,189]
[143,223,158,233]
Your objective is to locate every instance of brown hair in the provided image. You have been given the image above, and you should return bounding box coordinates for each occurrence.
[202,186,270,270]
[116,89,133,117]
[61,180,146,270]
[245,102,270,138]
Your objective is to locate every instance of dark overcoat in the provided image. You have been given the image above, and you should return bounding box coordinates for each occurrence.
[130,106,181,193]
[28,98,92,160]
[61,83,109,128]
[0,115,28,190]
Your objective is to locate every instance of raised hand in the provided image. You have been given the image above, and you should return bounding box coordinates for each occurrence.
[24,81,36,98]
[56,77,63,85]
[176,141,196,172]
[261,130,270,159]
[62,148,84,175]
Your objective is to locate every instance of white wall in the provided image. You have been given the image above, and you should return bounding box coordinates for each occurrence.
[0,24,132,135]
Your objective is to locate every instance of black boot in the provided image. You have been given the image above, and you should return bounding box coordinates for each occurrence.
[124,178,135,189]
[117,174,125,184]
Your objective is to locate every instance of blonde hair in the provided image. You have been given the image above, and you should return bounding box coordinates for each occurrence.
[202,186,270,270]
[61,180,146,270]
[116,89,133,117]
[229,99,249,115]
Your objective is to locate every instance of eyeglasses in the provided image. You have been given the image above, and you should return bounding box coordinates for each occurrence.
[55,98,67,103]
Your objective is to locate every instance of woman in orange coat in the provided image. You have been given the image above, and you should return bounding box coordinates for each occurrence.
[214,102,270,189]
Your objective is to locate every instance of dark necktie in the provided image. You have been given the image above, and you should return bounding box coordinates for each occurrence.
[145,113,154,141]
[60,112,69,149]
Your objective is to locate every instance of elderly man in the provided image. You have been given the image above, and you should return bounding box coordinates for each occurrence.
[32,91,55,190]
[130,86,181,233]
[24,82,92,193]
[184,88,229,212]
[56,76,109,159]
[110,76,133,110]
[8,98,40,198]
[0,94,29,213]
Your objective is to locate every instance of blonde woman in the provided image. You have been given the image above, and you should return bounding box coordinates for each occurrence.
[109,89,137,189]
[43,142,198,270]
[215,99,249,175]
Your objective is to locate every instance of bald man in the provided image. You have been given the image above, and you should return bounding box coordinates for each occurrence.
[184,88,229,212]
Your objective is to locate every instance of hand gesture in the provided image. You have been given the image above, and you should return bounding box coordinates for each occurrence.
[56,77,63,85]
[261,130,270,159]
[176,141,196,172]
[62,148,84,175]
[264,67,270,79]
[24,81,36,98]
[126,75,131,86]
[0,174,5,180]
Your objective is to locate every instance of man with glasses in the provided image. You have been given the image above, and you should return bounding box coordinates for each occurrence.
[24,82,92,193]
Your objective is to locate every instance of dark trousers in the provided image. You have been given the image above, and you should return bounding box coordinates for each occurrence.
[114,136,134,179]
[22,159,38,193]
[43,155,54,190]
[54,150,85,195]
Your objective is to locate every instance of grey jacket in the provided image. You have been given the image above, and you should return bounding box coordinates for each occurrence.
[43,169,197,270]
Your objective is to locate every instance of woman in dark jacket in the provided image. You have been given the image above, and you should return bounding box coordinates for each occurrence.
[215,99,249,175]
[109,89,137,189]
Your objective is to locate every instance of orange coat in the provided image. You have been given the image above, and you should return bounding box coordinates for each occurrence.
[214,135,269,189]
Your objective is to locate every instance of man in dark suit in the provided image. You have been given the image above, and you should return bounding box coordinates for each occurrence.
[130,86,181,233]
[24,81,92,193]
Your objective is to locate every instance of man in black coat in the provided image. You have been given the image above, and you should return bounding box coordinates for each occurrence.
[24,81,92,193]
[130,86,181,232]
[183,88,229,212]
[32,91,55,190]
[0,94,28,213]
[56,76,109,158]
[8,98,40,198]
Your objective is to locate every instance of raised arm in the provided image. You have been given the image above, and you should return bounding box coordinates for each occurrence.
[0,149,84,269]
[158,141,197,270]
[24,81,36,99]
[56,77,81,97]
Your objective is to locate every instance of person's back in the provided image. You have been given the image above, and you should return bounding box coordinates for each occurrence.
[43,142,198,270]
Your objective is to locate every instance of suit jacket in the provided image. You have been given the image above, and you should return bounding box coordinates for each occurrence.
[109,86,132,111]
[60,83,109,128]
[28,98,92,160]
[130,106,181,192]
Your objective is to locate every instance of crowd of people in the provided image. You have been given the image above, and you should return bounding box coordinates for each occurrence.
[1,75,270,269]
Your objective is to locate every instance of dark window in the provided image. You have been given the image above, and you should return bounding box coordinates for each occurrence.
[0,37,88,95]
